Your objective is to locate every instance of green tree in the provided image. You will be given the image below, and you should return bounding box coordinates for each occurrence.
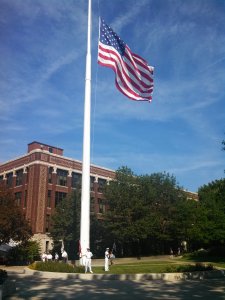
[198,179,225,248]
[104,167,147,256]
[8,240,41,264]
[50,190,80,259]
[222,138,225,172]
[90,215,109,257]
[138,172,188,254]
[0,183,32,245]
[169,199,208,251]
[104,167,188,256]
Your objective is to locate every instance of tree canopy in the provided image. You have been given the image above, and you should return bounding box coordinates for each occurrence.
[198,178,225,247]
[0,183,32,245]
[50,190,81,259]
[103,167,193,256]
[49,166,225,258]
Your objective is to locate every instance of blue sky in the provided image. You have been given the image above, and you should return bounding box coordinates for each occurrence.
[0,0,224,192]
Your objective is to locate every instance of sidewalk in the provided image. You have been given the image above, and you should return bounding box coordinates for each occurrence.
[1,257,225,300]
[2,256,225,281]
[3,272,225,300]
[1,255,225,282]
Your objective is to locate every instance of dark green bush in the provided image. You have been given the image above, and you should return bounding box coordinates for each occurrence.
[183,248,225,262]
[29,261,84,273]
[208,246,225,257]
[8,240,41,265]
[183,249,209,261]
[165,263,214,273]
[0,269,8,284]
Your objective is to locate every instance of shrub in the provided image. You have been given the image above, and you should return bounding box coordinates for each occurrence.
[0,269,8,284]
[8,240,41,265]
[29,261,84,273]
[165,263,214,273]
[182,249,209,261]
[183,248,225,262]
[208,246,225,257]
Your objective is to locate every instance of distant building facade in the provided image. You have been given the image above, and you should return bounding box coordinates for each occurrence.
[0,141,198,252]
[0,141,115,252]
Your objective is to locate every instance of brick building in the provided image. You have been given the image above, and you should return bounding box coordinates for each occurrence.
[0,141,198,252]
[0,141,115,252]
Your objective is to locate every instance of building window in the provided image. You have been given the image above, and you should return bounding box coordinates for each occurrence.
[6,172,13,187]
[45,241,49,252]
[90,196,95,213]
[98,198,106,214]
[48,167,53,183]
[15,192,22,206]
[49,147,53,153]
[0,175,3,183]
[57,169,68,186]
[47,190,51,208]
[55,191,67,207]
[26,167,29,184]
[71,172,82,189]
[98,178,106,193]
[24,190,27,208]
[46,214,50,232]
[90,176,95,191]
[16,169,23,186]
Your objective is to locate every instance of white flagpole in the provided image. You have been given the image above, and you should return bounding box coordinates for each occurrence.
[80,0,92,263]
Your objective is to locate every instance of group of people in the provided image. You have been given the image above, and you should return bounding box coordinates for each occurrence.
[41,252,53,262]
[170,247,181,258]
[41,246,116,274]
[82,246,115,273]
[104,247,115,271]
[41,250,68,263]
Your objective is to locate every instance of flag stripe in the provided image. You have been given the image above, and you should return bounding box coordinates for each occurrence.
[99,59,152,101]
[97,18,154,102]
[99,44,153,91]
[98,43,153,98]
[124,49,154,83]
[98,53,153,100]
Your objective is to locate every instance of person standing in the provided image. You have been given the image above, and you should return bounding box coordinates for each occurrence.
[84,248,93,273]
[41,252,47,262]
[62,250,68,263]
[55,252,59,262]
[109,249,115,265]
[105,248,110,271]
[47,253,53,261]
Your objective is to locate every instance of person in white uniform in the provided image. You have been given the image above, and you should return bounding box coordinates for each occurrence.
[85,248,93,273]
[104,248,110,271]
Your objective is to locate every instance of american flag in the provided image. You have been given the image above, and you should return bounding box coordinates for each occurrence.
[98,18,154,102]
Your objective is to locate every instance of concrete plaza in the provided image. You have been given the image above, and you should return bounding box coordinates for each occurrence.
[4,273,225,299]
[2,257,225,299]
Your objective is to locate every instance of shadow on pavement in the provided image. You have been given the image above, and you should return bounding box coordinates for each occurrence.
[5,273,225,299]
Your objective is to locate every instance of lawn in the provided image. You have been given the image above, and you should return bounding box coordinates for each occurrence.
[29,257,218,274]
[90,259,214,274]
[91,263,180,274]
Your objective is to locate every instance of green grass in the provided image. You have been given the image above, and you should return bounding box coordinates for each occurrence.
[29,260,217,274]
[29,261,84,273]
[181,252,225,269]
[91,261,214,274]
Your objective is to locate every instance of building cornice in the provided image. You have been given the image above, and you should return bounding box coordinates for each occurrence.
[0,149,115,181]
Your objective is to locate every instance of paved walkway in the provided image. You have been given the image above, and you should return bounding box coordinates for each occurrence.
[4,274,225,299]
[1,257,225,299]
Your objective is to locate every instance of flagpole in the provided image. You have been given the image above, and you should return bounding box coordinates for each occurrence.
[80,0,92,263]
